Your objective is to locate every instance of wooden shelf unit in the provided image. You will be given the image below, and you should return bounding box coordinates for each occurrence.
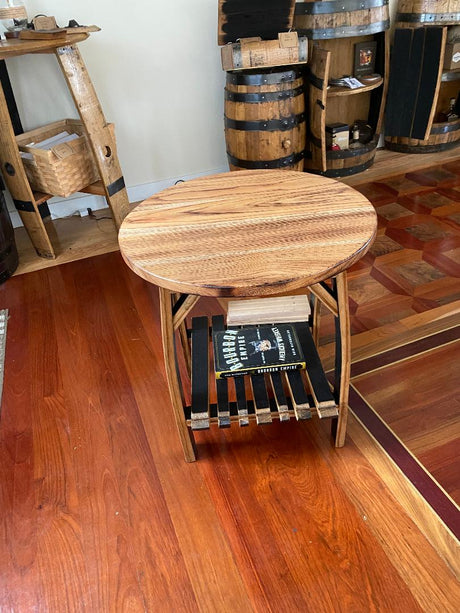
[0,35,130,259]
[305,30,389,177]
[328,77,384,97]
[186,314,338,432]
[293,0,390,177]
[385,24,460,153]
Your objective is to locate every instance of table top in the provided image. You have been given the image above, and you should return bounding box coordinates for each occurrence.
[0,34,89,60]
[119,170,377,297]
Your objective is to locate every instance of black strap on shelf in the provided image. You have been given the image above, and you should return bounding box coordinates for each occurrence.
[269,371,290,422]
[233,371,250,427]
[285,369,312,421]
[294,322,336,416]
[212,316,231,428]
[250,373,272,425]
[191,317,210,430]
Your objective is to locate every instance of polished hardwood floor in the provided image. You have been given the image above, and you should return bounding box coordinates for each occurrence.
[0,248,459,611]
[1,156,460,611]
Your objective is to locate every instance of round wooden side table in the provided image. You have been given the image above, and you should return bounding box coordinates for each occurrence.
[119,170,377,462]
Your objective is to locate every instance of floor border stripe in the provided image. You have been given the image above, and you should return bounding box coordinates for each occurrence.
[349,386,460,539]
[350,325,460,378]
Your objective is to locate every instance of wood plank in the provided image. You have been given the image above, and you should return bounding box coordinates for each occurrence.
[55,44,130,228]
[0,79,55,258]
[197,417,430,612]
[0,34,89,59]
[353,340,460,503]
[307,46,330,173]
[227,295,311,326]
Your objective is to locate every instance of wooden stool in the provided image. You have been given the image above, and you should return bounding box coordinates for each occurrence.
[119,170,377,462]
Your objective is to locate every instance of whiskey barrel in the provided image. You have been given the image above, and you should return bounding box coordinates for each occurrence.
[385,118,460,153]
[305,136,379,177]
[395,0,460,28]
[224,68,306,171]
[294,0,390,39]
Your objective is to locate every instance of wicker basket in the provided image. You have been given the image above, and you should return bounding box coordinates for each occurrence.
[16,119,99,198]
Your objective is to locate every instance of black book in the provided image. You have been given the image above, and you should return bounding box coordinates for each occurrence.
[213,324,306,379]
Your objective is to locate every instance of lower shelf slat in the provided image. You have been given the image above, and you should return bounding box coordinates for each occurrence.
[187,316,338,430]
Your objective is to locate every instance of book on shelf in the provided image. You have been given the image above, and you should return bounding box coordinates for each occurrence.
[213,324,305,379]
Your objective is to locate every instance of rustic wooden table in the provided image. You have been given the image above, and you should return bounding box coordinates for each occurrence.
[0,35,130,258]
[119,170,377,462]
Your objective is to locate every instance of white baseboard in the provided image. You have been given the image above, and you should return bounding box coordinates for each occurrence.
[7,166,229,228]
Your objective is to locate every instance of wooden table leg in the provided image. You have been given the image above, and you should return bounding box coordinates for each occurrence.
[159,287,196,462]
[55,45,130,228]
[0,79,55,258]
[334,271,351,447]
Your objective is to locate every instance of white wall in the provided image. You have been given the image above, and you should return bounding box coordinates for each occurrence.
[4,0,228,223]
[3,0,399,224]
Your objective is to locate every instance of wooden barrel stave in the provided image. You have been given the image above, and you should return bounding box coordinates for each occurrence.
[225,69,306,171]
[294,0,390,39]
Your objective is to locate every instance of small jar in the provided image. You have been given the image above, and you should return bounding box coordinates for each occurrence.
[0,1,28,35]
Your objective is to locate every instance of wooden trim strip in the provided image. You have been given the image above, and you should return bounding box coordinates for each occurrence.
[351,326,460,379]
[349,386,460,539]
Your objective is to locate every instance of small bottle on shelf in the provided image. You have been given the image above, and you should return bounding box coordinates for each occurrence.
[435,98,459,123]
[349,122,361,149]
[330,134,341,151]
